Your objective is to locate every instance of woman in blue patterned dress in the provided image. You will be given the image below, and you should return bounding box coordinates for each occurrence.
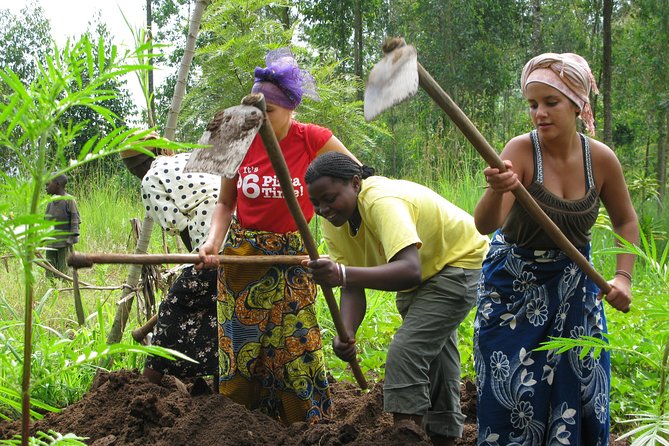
[473,53,638,445]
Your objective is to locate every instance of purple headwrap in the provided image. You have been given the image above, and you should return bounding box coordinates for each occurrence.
[251,47,320,110]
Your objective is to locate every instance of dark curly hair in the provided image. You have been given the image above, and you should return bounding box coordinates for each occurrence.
[305,152,375,184]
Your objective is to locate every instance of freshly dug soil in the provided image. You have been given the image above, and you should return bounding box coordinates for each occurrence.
[0,370,629,445]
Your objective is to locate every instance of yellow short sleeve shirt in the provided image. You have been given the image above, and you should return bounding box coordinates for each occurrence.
[322,176,489,283]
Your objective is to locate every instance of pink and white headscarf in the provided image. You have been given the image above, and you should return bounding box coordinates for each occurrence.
[521,53,599,135]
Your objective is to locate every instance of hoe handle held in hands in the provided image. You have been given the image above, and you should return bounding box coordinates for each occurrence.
[74,252,310,343]
[243,93,368,390]
[68,252,308,268]
[380,40,611,294]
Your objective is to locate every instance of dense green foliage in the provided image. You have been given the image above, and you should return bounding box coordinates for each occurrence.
[0,5,136,179]
[1,173,667,442]
[3,1,666,199]
[0,0,668,443]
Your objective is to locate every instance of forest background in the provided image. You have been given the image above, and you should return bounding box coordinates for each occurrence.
[0,0,668,444]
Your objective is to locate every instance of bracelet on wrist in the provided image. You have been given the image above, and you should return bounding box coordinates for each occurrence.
[615,269,633,283]
[340,264,347,288]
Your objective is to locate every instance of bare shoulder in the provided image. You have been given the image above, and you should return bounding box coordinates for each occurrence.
[501,133,533,158]
[500,133,534,181]
[587,137,613,155]
[316,135,361,163]
[588,138,622,177]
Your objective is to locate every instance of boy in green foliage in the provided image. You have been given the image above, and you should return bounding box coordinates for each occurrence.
[44,174,80,279]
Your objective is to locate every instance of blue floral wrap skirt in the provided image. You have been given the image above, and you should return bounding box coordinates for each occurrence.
[474,231,610,446]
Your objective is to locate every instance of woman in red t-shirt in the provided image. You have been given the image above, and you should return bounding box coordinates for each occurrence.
[198,47,358,424]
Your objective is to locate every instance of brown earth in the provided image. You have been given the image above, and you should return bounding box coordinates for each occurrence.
[0,370,629,445]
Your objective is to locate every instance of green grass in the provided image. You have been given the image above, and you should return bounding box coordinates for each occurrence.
[1,174,177,329]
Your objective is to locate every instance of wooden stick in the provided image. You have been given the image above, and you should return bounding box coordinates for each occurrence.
[244,93,368,390]
[72,267,86,326]
[33,252,94,286]
[132,314,158,344]
[68,252,309,269]
[108,216,155,344]
[57,285,126,292]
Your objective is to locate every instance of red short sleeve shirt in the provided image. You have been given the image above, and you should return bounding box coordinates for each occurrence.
[235,121,333,233]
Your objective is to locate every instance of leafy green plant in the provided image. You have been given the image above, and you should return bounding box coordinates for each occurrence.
[0,278,195,420]
[317,287,401,383]
[0,430,88,445]
[0,33,194,444]
[627,173,661,208]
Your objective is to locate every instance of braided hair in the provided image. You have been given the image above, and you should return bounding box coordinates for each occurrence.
[305,151,375,184]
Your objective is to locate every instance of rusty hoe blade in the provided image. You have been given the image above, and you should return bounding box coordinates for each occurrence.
[364,42,419,121]
[183,105,263,178]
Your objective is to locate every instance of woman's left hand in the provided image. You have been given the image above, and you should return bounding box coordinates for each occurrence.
[599,276,632,313]
[303,257,342,287]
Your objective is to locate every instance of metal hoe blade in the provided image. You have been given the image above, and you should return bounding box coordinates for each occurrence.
[184,105,263,178]
[364,43,419,121]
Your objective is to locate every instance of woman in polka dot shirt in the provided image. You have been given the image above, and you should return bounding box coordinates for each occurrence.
[121,133,221,385]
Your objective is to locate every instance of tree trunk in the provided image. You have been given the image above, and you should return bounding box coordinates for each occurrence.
[164,0,210,140]
[531,0,542,55]
[602,0,613,145]
[658,108,668,205]
[274,4,291,30]
[644,130,650,179]
[147,0,156,127]
[353,0,363,101]
[107,216,155,344]
[109,0,211,343]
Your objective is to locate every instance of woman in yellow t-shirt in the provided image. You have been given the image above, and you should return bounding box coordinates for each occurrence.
[302,151,488,446]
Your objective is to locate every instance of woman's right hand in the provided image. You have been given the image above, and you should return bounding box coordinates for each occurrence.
[484,160,521,194]
[332,334,357,362]
[197,241,220,270]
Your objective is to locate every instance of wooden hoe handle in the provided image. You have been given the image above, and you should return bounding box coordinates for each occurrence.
[132,314,158,343]
[68,252,308,268]
[416,64,612,294]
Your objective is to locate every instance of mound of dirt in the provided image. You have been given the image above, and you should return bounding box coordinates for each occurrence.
[0,370,430,446]
[0,370,629,445]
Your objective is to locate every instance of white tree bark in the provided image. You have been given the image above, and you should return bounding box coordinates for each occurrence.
[164,0,210,140]
[109,0,210,344]
[107,216,155,344]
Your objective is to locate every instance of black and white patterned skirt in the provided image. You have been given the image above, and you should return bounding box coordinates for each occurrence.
[145,266,218,377]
